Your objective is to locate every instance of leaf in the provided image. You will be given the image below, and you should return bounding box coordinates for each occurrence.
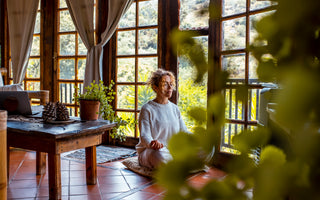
[207,93,225,127]
[188,107,207,125]
[168,132,199,161]
[257,60,277,82]
[235,85,248,103]
[260,145,286,166]
[232,127,271,154]
[155,160,193,190]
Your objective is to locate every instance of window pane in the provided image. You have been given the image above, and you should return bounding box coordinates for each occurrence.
[30,36,40,56]
[67,106,75,117]
[59,59,75,79]
[78,37,87,55]
[138,85,155,110]
[117,85,135,109]
[117,112,135,137]
[117,58,135,82]
[59,10,75,32]
[225,88,244,120]
[27,59,40,78]
[59,34,75,55]
[59,83,75,104]
[119,2,136,28]
[59,0,67,8]
[222,54,245,79]
[138,28,157,54]
[117,31,136,55]
[249,54,258,79]
[138,57,157,82]
[77,59,86,80]
[178,36,208,131]
[180,0,209,29]
[250,11,274,45]
[248,89,260,121]
[77,83,84,95]
[139,0,158,26]
[250,0,276,11]
[222,123,244,146]
[26,81,40,91]
[34,12,41,34]
[222,17,246,50]
[222,0,246,17]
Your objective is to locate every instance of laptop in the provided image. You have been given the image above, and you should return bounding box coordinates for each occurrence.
[0,91,40,115]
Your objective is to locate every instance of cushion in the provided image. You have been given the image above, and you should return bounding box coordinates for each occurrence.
[121,157,209,178]
[0,84,23,91]
[122,156,153,178]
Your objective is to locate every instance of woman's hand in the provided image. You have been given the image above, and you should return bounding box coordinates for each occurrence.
[150,140,163,150]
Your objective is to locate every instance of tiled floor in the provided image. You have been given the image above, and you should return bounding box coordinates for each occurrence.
[7,148,227,200]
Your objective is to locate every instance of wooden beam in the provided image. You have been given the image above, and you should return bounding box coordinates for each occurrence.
[41,0,56,102]
[3,0,9,85]
[159,0,179,103]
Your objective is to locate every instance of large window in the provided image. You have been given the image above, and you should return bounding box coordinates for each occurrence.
[115,0,159,138]
[220,0,276,152]
[56,0,94,115]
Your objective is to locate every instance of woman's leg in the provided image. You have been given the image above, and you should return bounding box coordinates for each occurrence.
[138,148,172,169]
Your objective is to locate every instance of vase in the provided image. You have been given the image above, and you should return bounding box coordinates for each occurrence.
[79,99,100,121]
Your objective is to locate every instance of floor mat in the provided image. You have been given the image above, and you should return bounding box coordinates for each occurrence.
[62,145,136,164]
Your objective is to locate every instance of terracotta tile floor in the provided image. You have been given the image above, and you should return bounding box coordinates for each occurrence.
[7,148,227,200]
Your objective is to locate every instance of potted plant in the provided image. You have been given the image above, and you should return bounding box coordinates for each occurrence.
[73,80,129,141]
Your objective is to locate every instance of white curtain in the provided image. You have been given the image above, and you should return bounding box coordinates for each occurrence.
[66,0,133,89]
[0,75,3,86]
[7,0,39,84]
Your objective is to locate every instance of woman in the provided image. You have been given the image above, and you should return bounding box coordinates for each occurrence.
[136,69,189,169]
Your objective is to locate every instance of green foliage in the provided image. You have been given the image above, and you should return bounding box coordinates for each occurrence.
[73,80,129,141]
[157,0,320,199]
[171,29,208,83]
[178,77,207,130]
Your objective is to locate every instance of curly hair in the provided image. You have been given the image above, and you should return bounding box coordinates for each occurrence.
[147,69,176,91]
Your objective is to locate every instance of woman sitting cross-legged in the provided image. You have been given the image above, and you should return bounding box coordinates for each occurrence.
[136,69,190,169]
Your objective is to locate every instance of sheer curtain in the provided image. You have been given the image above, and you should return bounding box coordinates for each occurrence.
[7,0,39,84]
[66,0,133,89]
[0,75,3,86]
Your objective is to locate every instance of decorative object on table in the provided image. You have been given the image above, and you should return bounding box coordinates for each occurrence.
[56,101,70,121]
[73,80,130,141]
[74,80,115,121]
[42,102,56,122]
[62,145,136,164]
[42,101,72,123]
[78,99,100,121]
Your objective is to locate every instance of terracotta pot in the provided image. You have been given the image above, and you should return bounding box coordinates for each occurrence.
[79,99,100,121]
[0,110,7,200]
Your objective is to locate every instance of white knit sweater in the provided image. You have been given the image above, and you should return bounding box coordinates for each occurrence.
[136,100,189,154]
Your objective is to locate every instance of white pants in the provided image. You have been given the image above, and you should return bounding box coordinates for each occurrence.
[138,147,172,169]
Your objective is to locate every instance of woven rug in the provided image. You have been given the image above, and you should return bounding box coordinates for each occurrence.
[62,145,136,164]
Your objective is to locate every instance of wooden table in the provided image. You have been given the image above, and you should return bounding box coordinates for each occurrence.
[6,118,116,200]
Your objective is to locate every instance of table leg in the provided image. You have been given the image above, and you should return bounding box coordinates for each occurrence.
[48,153,61,200]
[85,146,97,185]
[36,151,46,175]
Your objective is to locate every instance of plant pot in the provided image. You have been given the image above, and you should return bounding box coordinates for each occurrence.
[79,99,100,121]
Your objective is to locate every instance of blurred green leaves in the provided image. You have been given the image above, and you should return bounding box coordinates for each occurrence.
[157,0,320,199]
[171,29,208,83]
